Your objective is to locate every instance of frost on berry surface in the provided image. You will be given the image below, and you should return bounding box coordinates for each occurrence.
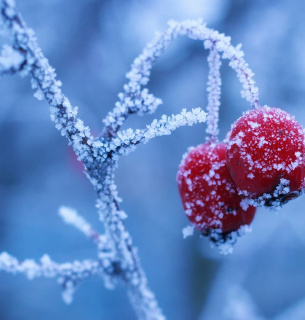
[226,106,305,205]
[177,142,256,241]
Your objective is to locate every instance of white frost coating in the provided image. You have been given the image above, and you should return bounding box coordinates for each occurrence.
[0,251,105,303]
[186,178,193,191]
[210,225,252,255]
[245,178,302,211]
[196,200,204,207]
[0,44,24,74]
[248,121,260,129]
[103,18,259,136]
[111,108,207,156]
[59,206,92,237]
[0,252,100,279]
[182,225,195,238]
[258,137,267,148]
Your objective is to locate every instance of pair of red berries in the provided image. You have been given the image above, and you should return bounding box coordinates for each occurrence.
[177,106,305,241]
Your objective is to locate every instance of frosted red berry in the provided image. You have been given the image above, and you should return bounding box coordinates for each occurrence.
[226,106,305,201]
[177,142,256,234]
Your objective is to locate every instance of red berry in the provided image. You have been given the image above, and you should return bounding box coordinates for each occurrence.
[226,106,305,201]
[177,142,256,234]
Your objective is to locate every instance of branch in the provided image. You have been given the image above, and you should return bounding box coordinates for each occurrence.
[106,108,207,157]
[102,19,259,139]
[0,252,110,304]
[0,2,261,319]
[96,195,166,320]
[59,206,105,245]
[205,42,221,140]
[1,2,166,318]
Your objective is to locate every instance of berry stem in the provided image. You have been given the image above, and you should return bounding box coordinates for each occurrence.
[206,42,222,141]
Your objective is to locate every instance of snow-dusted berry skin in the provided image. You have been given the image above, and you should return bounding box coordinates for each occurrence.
[177,142,256,233]
[226,106,305,199]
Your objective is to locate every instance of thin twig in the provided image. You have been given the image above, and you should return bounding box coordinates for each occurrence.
[205,41,222,141]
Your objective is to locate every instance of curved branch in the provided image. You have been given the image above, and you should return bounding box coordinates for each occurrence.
[206,41,222,140]
[102,19,259,139]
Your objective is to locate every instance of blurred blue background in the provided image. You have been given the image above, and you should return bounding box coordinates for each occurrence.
[1,0,305,319]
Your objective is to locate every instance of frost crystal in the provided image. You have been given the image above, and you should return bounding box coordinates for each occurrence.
[182,225,195,238]
[0,44,24,75]
[209,225,252,255]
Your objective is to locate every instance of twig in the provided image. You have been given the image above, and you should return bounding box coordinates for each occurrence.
[0,252,111,304]
[205,41,222,141]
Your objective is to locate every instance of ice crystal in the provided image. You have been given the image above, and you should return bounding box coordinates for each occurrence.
[209,225,252,255]
[182,225,195,238]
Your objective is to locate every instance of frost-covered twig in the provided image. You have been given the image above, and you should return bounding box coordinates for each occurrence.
[102,19,259,139]
[59,206,104,245]
[0,252,100,280]
[205,42,222,140]
[0,252,110,304]
[108,108,207,157]
[0,44,25,75]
